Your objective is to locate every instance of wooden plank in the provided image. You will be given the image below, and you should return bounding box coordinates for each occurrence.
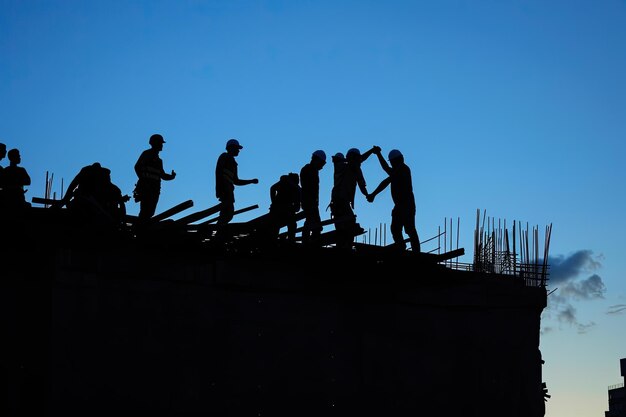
[432,247,465,262]
[292,224,366,245]
[197,204,259,226]
[150,200,194,222]
[241,210,304,232]
[31,196,61,206]
[317,226,366,246]
[174,203,222,225]
[244,212,273,226]
[284,214,353,237]
[184,205,261,232]
[353,243,465,263]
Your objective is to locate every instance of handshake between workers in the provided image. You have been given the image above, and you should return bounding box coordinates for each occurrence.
[365,145,388,204]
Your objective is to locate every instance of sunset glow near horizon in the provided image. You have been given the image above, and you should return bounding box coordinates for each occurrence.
[2,1,625,415]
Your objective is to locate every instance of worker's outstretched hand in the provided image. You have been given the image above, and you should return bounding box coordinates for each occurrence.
[366,194,375,203]
[372,145,381,154]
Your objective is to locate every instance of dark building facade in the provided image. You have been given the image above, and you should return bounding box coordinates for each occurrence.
[1,206,550,417]
[606,358,626,417]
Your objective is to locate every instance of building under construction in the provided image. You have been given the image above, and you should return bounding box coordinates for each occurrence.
[1,200,551,417]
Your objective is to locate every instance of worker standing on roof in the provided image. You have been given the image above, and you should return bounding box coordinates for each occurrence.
[134,134,176,222]
[367,148,420,253]
[214,138,259,238]
[268,172,301,244]
[300,150,326,246]
[2,148,31,211]
[329,145,379,249]
[61,163,130,228]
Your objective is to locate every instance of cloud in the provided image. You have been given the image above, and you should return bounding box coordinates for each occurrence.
[556,305,576,325]
[559,274,605,300]
[575,322,596,334]
[607,304,626,315]
[548,250,602,285]
[542,250,605,334]
[542,302,597,334]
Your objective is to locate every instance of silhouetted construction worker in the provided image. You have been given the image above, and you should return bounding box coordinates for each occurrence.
[268,172,301,243]
[100,169,129,227]
[215,139,258,238]
[134,134,176,222]
[60,162,130,228]
[331,152,346,182]
[61,163,105,207]
[329,146,379,248]
[367,148,420,253]
[300,150,326,246]
[2,148,31,211]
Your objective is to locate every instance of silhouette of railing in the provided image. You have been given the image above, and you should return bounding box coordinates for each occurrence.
[356,210,552,287]
[472,209,551,287]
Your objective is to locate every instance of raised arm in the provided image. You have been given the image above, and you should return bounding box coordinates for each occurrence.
[360,145,381,163]
[375,150,392,176]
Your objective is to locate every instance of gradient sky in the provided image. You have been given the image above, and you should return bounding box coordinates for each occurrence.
[2,1,625,415]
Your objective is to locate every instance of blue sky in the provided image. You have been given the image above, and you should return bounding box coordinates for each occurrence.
[2,1,625,415]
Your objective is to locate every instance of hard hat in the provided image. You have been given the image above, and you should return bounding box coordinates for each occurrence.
[388,149,403,161]
[312,150,326,163]
[346,148,361,159]
[332,152,345,162]
[149,134,165,145]
[226,138,243,150]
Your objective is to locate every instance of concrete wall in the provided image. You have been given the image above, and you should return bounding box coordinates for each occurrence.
[1,246,547,417]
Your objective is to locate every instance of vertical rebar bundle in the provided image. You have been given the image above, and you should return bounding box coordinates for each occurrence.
[473,209,552,286]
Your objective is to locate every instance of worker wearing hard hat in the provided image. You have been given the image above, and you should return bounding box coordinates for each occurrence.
[329,145,380,249]
[299,150,326,246]
[133,133,176,223]
[215,138,259,233]
[367,148,420,253]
